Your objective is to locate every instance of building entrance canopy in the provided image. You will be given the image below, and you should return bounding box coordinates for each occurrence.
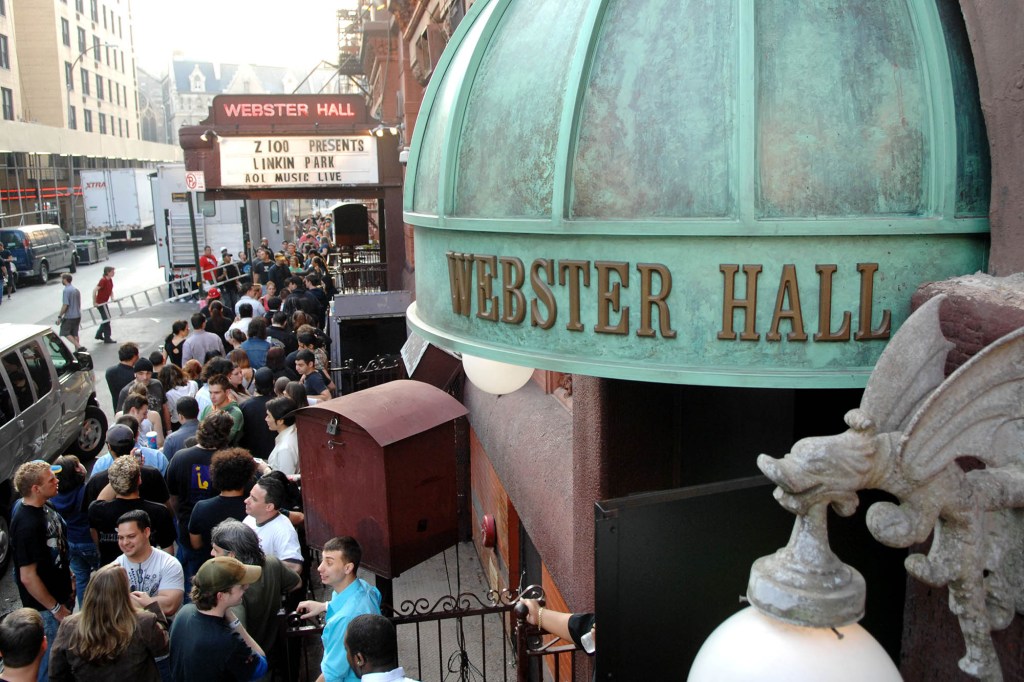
[180,94,406,287]
[403,0,990,388]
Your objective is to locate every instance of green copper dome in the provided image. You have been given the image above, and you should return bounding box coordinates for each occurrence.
[403,0,989,388]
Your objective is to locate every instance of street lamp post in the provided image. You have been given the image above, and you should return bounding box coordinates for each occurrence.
[67,42,119,92]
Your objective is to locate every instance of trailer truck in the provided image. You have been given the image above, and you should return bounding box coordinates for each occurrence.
[150,164,285,291]
[80,168,155,244]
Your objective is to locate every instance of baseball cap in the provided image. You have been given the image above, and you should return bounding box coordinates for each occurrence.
[105,424,136,452]
[220,247,229,254]
[133,358,154,373]
[194,556,262,593]
[207,288,221,299]
[29,459,62,473]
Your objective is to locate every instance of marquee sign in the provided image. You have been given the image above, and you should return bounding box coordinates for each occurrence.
[217,135,379,188]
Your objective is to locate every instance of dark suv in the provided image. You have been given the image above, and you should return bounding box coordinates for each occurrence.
[0,224,78,283]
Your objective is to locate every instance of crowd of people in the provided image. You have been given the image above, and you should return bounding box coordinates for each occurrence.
[3,221,419,682]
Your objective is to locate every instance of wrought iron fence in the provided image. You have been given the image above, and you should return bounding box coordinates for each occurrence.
[334,353,405,395]
[283,584,584,682]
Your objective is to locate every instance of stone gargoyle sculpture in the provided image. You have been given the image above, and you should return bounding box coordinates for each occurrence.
[750,294,1024,681]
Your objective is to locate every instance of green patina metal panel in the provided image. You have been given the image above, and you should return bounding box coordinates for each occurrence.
[403,0,991,388]
[453,0,590,218]
[935,0,990,218]
[411,227,987,387]
[756,0,927,218]
[410,0,497,215]
[572,0,736,219]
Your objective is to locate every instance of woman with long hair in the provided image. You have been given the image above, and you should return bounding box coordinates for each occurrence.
[159,363,198,428]
[264,396,299,475]
[182,358,203,384]
[287,254,304,274]
[163,320,189,368]
[264,346,291,383]
[204,301,232,354]
[228,349,256,397]
[259,280,277,310]
[48,564,169,682]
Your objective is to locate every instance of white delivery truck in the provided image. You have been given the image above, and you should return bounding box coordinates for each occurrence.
[150,164,285,290]
[80,168,155,244]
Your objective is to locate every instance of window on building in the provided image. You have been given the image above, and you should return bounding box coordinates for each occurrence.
[83,109,92,132]
[77,27,85,53]
[90,0,97,22]
[95,74,103,100]
[0,35,10,70]
[92,36,100,61]
[65,62,74,90]
[98,112,105,134]
[115,81,120,105]
[68,105,76,130]
[102,5,107,29]
[81,68,90,95]
[0,0,6,16]
[75,0,83,13]
[1,88,13,121]
[105,45,110,65]
[118,16,122,38]
[112,50,117,70]
[61,18,70,46]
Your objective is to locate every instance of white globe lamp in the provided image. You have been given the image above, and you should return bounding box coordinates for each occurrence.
[461,353,534,395]
[689,606,901,681]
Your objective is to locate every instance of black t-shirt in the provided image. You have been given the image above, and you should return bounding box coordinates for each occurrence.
[239,395,275,460]
[170,605,261,682]
[106,362,138,405]
[11,502,72,610]
[303,370,328,397]
[87,497,178,564]
[266,326,298,355]
[164,445,220,545]
[251,260,268,285]
[188,495,246,559]
[83,466,170,511]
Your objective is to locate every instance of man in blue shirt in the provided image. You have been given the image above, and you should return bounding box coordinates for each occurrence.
[298,537,382,682]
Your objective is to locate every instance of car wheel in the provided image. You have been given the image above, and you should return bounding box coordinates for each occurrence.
[72,404,107,460]
[69,254,77,273]
[38,261,49,283]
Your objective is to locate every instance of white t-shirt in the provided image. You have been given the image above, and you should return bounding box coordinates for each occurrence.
[244,513,302,563]
[268,425,299,476]
[165,381,198,424]
[114,548,185,597]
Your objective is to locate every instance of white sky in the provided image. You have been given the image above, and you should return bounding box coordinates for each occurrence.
[130,0,358,76]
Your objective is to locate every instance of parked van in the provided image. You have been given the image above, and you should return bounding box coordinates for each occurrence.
[0,324,106,569]
[0,224,78,283]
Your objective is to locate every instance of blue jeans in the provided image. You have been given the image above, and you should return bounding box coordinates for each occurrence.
[68,541,101,607]
[39,609,59,682]
[176,542,205,603]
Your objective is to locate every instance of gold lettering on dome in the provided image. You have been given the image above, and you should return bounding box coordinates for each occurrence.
[475,255,499,322]
[766,264,808,342]
[855,263,891,340]
[446,252,474,316]
[499,257,526,325]
[636,264,676,339]
[594,262,630,335]
[529,259,556,329]
[719,264,762,341]
[441,253,888,346]
[558,261,591,332]
[814,264,852,341]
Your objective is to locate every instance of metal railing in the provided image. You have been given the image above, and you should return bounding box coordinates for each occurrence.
[333,353,405,396]
[282,583,584,682]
